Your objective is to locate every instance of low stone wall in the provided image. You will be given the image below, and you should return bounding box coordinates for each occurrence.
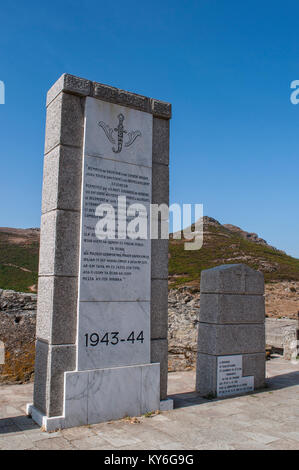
[0,286,296,383]
[0,289,37,384]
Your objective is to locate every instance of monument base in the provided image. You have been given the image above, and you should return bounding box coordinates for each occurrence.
[27,363,164,431]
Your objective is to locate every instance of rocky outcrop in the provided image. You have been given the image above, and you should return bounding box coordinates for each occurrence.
[168,288,200,371]
[223,223,268,246]
[0,289,37,383]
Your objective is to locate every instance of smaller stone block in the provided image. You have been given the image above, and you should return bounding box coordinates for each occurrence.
[151,279,168,339]
[44,92,84,154]
[200,264,264,295]
[151,338,168,399]
[39,210,80,276]
[42,146,82,213]
[151,239,169,279]
[198,323,265,355]
[199,293,265,324]
[152,118,169,165]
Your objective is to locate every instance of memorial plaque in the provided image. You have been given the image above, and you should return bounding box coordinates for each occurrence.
[29,74,171,430]
[217,355,254,397]
[77,97,152,370]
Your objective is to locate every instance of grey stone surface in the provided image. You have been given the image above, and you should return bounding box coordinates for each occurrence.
[44,92,84,154]
[200,264,264,295]
[151,239,169,279]
[36,276,78,345]
[151,99,172,119]
[93,81,151,113]
[33,340,76,417]
[198,323,265,355]
[33,340,49,415]
[47,73,92,106]
[242,353,265,389]
[196,264,265,397]
[152,118,169,165]
[46,73,171,118]
[151,338,168,399]
[42,146,82,213]
[39,210,80,276]
[199,293,265,324]
[152,163,169,206]
[151,280,168,339]
[195,353,217,396]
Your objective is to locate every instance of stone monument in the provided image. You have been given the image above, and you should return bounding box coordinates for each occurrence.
[27,74,172,430]
[196,264,265,397]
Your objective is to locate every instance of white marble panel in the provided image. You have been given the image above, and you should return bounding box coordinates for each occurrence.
[64,371,89,428]
[84,97,153,167]
[79,155,151,302]
[217,354,254,397]
[77,301,150,371]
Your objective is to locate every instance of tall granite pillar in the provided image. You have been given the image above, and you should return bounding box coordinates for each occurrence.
[196,264,265,397]
[27,74,171,430]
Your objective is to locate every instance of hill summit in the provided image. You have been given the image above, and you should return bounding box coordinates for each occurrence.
[169,216,299,288]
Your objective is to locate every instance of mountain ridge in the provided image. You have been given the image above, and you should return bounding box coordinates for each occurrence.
[0,218,298,292]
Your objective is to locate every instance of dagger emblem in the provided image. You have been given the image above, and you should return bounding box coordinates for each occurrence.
[98,113,142,154]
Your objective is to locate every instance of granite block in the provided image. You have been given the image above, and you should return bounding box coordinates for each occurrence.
[151,239,169,279]
[42,145,82,213]
[39,210,80,276]
[36,276,78,345]
[44,92,84,154]
[197,323,265,355]
[196,353,217,396]
[152,163,169,206]
[242,352,266,389]
[152,117,169,165]
[151,279,168,339]
[200,264,264,295]
[151,338,168,399]
[47,73,91,106]
[199,293,265,324]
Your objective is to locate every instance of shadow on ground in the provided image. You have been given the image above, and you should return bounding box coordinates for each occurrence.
[0,415,39,435]
[169,369,299,410]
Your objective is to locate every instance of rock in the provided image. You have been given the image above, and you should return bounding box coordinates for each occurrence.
[0,289,37,384]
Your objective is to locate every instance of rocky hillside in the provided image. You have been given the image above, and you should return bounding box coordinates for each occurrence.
[169,216,299,288]
[0,228,39,293]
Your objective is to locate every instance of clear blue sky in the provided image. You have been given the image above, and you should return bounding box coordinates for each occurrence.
[1,0,299,257]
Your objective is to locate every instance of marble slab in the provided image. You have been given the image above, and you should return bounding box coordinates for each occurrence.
[217,355,254,397]
[77,301,150,370]
[78,155,151,302]
[64,363,160,428]
[84,97,153,167]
